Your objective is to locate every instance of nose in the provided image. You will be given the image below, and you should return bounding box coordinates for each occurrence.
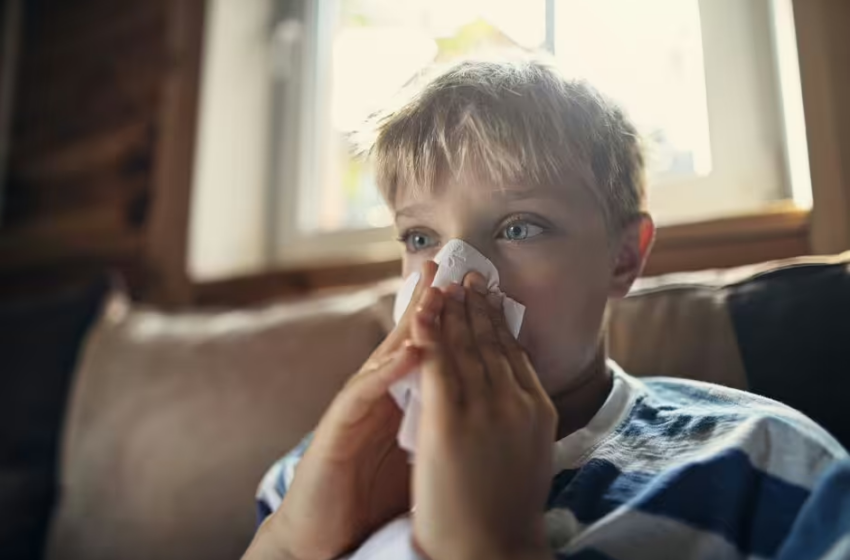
[435,238,506,288]
[450,237,505,276]
[444,236,497,264]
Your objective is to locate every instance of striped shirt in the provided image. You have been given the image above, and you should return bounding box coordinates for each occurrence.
[256,363,849,559]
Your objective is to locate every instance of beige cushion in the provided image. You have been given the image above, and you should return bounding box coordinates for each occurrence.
[608,269,748,390]
[46,266,753,560]
[608,252,850,389]
[47,283,397,560]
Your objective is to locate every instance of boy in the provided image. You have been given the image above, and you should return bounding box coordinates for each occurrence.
[244,56,848,560]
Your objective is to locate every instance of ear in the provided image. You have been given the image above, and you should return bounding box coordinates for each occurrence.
[609,214,655,299]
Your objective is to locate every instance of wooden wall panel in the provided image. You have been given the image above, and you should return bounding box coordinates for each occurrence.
[0,0,22,221]
[145,0,206,306]
[0,0,205,304]
[1,0,165,296]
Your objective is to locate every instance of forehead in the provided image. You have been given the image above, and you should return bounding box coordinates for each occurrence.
[391,168,593,214]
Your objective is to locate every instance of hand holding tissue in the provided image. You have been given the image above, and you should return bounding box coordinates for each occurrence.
[389,239,525,455]
[341,240,526,560]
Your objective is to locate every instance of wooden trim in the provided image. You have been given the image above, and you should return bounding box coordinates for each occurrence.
[194,208,811,306]
[0,0,22,223]
[194,258,401,307]
[644,207,811,276]
[144,0,206,306]
[793,0,850,254]
[0,229,144,272]
[652,206,809,248]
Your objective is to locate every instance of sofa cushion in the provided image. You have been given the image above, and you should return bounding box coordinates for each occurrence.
[726,254,850,450]
[609,252,850,450]
[46,282,397,560]
[607,270,748,391]
[45,252,850,560]
[0,277,108,560]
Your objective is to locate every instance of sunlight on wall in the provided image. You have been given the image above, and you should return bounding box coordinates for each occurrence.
[189,0,274,281]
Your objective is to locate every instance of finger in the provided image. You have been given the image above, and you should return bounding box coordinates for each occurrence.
[411,288,444,347]
[345,344,422,408]
[480,301,554,429]
[484,292,543,397]
[418,341,464,418]
[415,286,443,326]
[462,276,516,395]
[323,345,421,434]
[399,285,441,350]
[441,284,489,398]
[514,348,551,406]
[383,261,439,350]
[399,261,438,325]
[411,297,462,406]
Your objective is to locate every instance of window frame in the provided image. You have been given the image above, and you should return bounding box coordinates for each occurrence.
[270,0,399,268]
[185,0,850,303]
[268,0,809,267]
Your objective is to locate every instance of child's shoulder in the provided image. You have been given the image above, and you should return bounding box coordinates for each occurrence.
[635,373,838,447]
[606,369,847,485]
[550,369,849,558]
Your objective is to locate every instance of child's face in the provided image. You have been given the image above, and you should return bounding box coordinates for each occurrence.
[394,172,650,395]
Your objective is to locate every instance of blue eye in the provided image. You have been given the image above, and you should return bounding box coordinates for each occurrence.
[502,222,544,241]
[400,231,436,253]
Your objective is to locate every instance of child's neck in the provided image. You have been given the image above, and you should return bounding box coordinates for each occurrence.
[549,346,613,441]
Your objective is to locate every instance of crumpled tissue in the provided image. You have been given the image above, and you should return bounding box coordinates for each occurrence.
[389,238,525,455]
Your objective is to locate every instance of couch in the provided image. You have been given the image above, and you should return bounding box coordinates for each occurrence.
[1,253,848,560]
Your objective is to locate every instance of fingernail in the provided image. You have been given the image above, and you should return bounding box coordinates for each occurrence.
[447,283,465,302]
[469,274,488,295]
[486,293,503,309]
[416,306,435,324]
[400,342,421,361]
[404,339,420,350]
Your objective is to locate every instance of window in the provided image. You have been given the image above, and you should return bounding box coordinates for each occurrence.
[189,0,810,279]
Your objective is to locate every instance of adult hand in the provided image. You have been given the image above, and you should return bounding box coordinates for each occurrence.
[246,262,440,560]
[411,273,557,560]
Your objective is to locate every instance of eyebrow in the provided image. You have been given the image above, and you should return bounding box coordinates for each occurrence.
[394,203,434,219]
[494,188,551,202]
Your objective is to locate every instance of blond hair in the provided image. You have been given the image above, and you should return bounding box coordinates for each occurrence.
[356,54,647,233]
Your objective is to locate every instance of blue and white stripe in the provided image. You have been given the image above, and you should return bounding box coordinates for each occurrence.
[256,365,849,559]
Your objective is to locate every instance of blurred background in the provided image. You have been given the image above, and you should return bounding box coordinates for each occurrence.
[0,0,848,304]
[0,2,849,560]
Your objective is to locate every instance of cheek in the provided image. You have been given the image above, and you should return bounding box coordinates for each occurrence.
[498,243,612,385]
[402,253,431,278]
[402,255,414,278]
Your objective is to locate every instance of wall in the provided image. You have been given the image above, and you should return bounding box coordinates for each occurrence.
[189,0,273,282]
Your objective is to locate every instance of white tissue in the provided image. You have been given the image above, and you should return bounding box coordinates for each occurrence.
[340,241,525,560]
[389,239,525,455]
[345,515,420,560]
